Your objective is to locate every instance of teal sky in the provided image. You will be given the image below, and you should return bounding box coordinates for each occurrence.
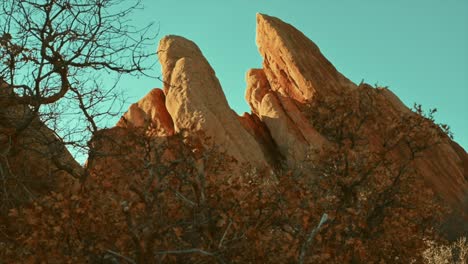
[117,0,468,149]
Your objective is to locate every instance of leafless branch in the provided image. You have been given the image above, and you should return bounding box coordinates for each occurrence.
[298,213,328,264]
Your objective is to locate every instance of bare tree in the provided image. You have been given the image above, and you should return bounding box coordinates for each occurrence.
[0,0,155,153]
[0,0,155,176]
[0,0,156,214]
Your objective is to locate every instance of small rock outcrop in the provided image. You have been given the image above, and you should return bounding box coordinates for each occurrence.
[117,88,174,136]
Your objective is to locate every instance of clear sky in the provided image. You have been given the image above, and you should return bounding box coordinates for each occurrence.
[117,0,468,149]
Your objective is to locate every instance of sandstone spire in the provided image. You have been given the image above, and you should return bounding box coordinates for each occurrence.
[157,35,271,166]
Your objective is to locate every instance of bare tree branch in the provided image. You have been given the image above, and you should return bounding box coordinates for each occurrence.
[298,213,328,264]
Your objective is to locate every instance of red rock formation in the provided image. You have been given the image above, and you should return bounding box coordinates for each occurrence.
[88,14,468,237]
[102,14,467,218]
[2,12,467,263]
[251,14,467,215]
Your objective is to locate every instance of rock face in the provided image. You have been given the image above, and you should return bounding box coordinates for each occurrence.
[91,13,467,234]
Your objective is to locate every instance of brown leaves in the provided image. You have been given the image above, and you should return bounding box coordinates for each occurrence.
[1,99,449,263]
[7,208,18,218]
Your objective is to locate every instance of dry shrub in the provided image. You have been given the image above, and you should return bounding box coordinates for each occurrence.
[423,237,468,264]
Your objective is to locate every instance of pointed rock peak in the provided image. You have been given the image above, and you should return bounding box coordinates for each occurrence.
[157,35,214,94]
[256,13,355,102]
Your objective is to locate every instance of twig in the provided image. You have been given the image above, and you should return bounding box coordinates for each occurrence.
[105,249,137,264]
[218,219,233,249]
[155,248,225,263]
[155,248,214,256]
[298,213,328,264]
[173,189,197,207]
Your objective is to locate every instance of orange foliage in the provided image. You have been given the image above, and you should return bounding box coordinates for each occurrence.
[0,85,450,263]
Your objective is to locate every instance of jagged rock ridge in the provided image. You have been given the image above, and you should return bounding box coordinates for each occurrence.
[106,14,467,234]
